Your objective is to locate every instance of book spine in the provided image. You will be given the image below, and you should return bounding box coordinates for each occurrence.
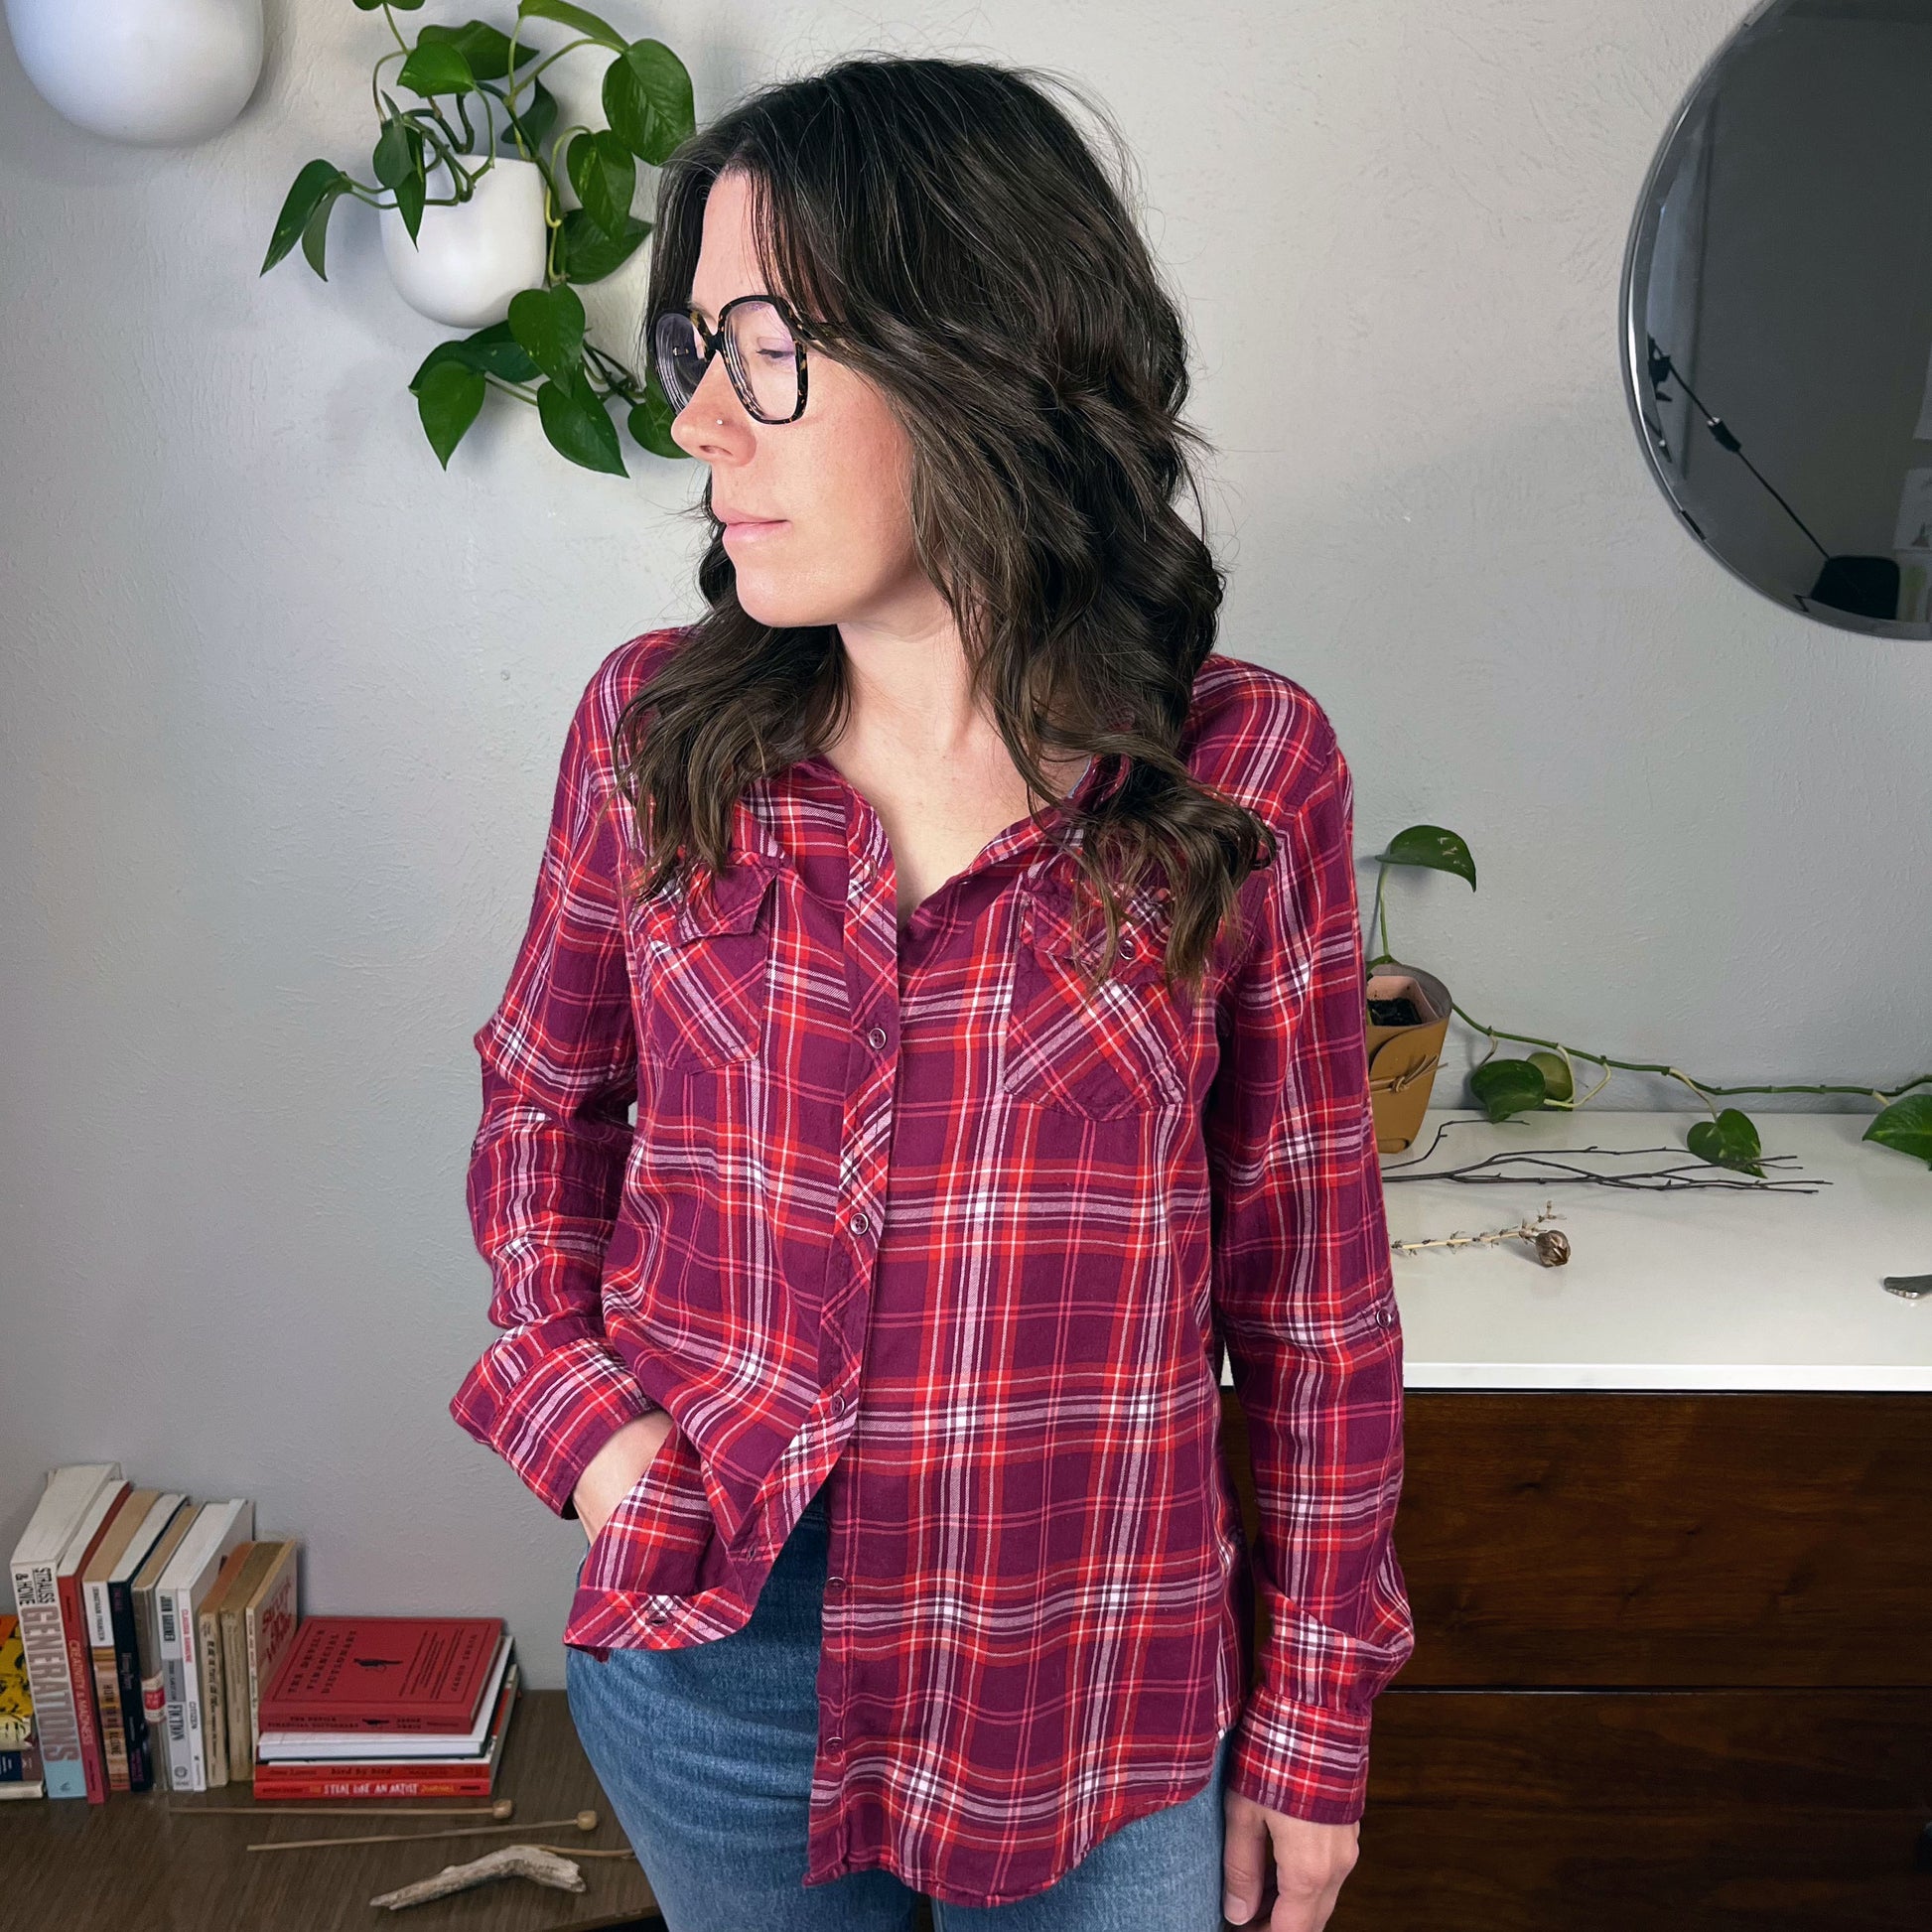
[223,1605,250,1782]
[197,1600,227,1789]
[141,1674,169,1789]
[256,1708,493,1735]
[157,1584,195,1793]
[88,1649,128,1792]
[246,1558,298,1777]
[9,1559,83,1801]
[134,1577,170,1792]
[83,1577,128,1791]
[55,1567,108,1804]
[249,1767,495,1800]
[1,1738,46,1782]
[107,1577,152,1792]
[177,1583,207,1792]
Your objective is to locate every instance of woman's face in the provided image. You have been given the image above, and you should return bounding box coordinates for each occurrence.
[670,168,934,634]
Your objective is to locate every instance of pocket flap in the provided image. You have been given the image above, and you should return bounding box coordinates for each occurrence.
[670,853,780,944]
[1022,867,1173,973]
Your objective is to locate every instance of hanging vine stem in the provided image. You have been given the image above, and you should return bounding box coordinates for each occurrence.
[264,4,697,477]
[584,339,644,402]
[483,372,541,406]
[501,18,605,117]
[1455,1008,1927,1119]
[1367,849,1931,1129]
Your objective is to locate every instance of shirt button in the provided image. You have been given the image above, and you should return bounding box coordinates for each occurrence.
[825,1575,847,1594]
[852,1210,870,1234]
[866,1025,888,1050]
[825,1733,844,1754]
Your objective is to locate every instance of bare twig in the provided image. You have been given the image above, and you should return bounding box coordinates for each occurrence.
[170,1798,511,1820]
[1381,1117,1826,1193]
[250,1808,597,1854]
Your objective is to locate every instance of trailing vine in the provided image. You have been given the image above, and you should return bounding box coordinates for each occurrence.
[1366,823,1931,1174]
[261,1,695,475]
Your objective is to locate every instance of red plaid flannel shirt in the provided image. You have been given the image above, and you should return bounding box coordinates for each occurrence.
[450,627,1413,1907]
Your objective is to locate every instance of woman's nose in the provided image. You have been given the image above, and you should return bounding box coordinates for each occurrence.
[671,355,748,460]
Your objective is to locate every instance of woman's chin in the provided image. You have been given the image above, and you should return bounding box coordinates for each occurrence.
[733,579,832,629]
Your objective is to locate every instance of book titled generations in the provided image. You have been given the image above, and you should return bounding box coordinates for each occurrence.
[8,1463,123,1801]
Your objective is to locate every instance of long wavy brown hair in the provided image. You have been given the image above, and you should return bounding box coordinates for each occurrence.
[615,53,1275,991]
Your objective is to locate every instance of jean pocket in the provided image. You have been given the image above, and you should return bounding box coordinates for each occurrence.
[1001,874,1190,1118]
[635,856,779,1072]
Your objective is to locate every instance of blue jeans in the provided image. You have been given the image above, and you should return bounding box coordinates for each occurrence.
[565,1479,1233,1929]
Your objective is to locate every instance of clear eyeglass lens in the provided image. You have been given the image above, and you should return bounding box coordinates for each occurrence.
[652,310,707,411]
[725,300,800,421]
[652,302,801,422]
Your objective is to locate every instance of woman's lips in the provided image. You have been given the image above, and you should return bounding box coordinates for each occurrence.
[722,517,788,543]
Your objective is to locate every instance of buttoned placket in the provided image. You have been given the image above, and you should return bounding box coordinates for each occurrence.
[799,752,1100,1831]
[812,791,897,1793]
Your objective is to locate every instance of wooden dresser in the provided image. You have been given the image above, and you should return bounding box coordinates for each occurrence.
[1220,1109,1931,1930]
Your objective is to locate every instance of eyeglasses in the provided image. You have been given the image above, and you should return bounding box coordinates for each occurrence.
[650,294,813,426]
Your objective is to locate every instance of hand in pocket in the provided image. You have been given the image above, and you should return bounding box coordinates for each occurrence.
[573,1411,675,1544]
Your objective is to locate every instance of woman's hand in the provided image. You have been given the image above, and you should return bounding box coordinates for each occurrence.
[573,1411,675,1543]
[1222,1790,1359,1929]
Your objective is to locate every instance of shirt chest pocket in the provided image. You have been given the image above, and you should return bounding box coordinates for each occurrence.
[1000,875,1191,1119]
[635,856,778,1072]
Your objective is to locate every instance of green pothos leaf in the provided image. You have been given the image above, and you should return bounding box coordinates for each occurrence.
[537,369,626,476]
[1864,1092,1932,1169]
[1376,824,1477,890]
[416,360,488,468]
[1468,1057,1546,1122]
[1686,1107,1765,1177]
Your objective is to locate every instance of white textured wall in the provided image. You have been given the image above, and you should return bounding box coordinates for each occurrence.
[3,2,1926,1676]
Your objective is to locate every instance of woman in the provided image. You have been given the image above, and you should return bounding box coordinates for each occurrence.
[450,52,1413,1932]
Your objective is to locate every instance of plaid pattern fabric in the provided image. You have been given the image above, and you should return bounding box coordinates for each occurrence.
[450,627,1413,1907]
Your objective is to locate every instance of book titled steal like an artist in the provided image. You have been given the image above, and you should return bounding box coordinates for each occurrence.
[257,1616,503,1733]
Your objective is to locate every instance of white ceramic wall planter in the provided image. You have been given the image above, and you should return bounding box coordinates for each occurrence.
[4,0,263,146]
[380,156,549,331]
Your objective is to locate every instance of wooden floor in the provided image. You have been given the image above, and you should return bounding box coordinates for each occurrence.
[3,1690,658,1931]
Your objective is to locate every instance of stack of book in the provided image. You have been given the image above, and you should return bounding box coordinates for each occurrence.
[5,1463,520,1805]
[7,1463,303,1802]
[2,1614,44,1798]
[252,1615,518,1800]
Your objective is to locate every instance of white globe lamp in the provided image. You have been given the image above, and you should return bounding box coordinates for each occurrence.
[4,0,264,146]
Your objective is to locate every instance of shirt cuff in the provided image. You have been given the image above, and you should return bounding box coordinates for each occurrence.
[450,1330,657,1521]
[1226,1685,1376,1824]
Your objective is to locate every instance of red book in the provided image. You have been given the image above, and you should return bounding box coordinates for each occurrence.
[250,1665,518,1800]
[57,1480,132,1804]
[257,1615,503,1733]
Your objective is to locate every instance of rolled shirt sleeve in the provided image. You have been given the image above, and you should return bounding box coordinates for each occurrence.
[1204,729,1416,1822]
[449,669,656,1521]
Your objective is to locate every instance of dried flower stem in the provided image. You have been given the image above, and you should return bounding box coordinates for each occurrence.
[1390,1202,1571,1265]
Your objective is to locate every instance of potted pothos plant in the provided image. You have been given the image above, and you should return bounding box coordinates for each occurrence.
[1364,824,1931,1175]
[260,0,695,476]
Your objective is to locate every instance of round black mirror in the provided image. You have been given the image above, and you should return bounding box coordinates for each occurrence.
[1621,0,1932,637]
